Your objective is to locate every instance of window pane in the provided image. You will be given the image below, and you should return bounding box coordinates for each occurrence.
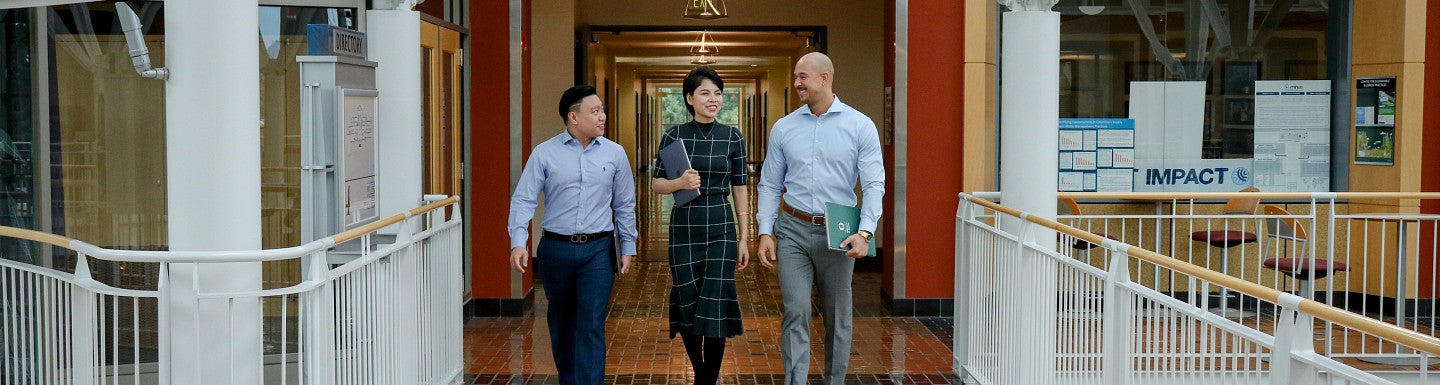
[660,88,688,126]
[48,3,168,252]
[0,9,36,264]
[1052,0,1332,191]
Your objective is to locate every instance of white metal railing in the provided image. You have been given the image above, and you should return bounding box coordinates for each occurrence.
[0,197,464,385]
[956,193,1440,385]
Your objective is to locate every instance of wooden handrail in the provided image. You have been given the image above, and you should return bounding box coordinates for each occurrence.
[0,226,74,248]
[960,194,1440,357]
[0,197,460,263]
[330,196,459,245]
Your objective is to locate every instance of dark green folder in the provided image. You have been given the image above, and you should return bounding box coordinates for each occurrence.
[825,202,875,256]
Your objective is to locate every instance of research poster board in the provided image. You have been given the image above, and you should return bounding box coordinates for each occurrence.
[1059,118,1135,192]
[1355,77,1396,165]
[1252,80,1330,191]
[342,88,379,226]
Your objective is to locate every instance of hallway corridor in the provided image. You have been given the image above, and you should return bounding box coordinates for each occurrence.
[462,239,958,384]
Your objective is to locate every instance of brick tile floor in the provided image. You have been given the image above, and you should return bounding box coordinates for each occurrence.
[463,251,956,384]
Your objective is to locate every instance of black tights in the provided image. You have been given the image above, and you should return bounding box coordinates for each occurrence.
[681,334,727,385]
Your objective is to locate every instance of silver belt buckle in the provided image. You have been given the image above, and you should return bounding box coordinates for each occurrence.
[811,216,825,226]
[571,234,588,243]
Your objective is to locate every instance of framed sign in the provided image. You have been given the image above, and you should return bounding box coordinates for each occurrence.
[340,88,379,226]
[1355,77,1396,165]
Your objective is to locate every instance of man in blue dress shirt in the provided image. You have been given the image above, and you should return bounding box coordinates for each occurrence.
[508,85,637,385]
[756,52,885,385]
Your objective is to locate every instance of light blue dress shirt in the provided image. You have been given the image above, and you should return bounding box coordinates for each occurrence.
[756,95,885,236]
[508,130,639,256]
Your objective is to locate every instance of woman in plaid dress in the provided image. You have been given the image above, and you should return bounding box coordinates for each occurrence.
[651,66,750,385]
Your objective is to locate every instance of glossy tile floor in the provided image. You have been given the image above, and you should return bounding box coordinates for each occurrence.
[461,242,958,384]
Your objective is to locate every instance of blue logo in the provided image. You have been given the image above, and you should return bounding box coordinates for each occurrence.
[1232,168,1250,184]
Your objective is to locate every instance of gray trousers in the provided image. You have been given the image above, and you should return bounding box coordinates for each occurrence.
[775,212,854,385]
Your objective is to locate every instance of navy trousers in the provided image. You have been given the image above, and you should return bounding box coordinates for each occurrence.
[536,236,615,385]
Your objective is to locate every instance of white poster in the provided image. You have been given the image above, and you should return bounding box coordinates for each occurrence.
[343,90,379,225]
[1253,80,1330,192]
[1130,81,1205,162]
[1097,169,1134,192]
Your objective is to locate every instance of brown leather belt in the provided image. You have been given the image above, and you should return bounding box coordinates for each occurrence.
[783,203,825,226]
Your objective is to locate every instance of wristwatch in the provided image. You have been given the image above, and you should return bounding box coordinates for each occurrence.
[856,230,873,242]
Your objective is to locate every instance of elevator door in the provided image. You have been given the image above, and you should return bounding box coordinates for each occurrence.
[421,21,462,198]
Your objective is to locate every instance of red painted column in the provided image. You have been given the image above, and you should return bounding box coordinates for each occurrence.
[468,1,534,310]
[1419,3,1440,298]
[902,1,966,300]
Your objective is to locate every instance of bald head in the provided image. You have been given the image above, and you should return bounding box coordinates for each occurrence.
[797,52,835,78]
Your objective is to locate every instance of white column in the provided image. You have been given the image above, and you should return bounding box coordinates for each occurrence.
[368,10,424,223]
[163,0,262,384]
[998,3,1059,227]
[998,2,1058,385]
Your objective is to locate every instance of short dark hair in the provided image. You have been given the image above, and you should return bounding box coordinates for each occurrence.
[558,85,598,125]
[682,66,724,116]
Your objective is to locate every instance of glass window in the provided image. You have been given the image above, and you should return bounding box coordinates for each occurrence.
[35,3,354,258]
[0,9,35,265]
[1046,0,1337,191]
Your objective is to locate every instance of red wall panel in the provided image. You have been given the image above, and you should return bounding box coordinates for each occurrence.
[903,1,966,298]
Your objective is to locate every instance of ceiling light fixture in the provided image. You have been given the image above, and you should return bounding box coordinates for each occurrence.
[683,0,728,20]
[691,55,717,65]
[1078,0,1104,15]
[690,31,719,55]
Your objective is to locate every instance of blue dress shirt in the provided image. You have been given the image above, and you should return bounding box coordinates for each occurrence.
[508,130,639,256]
[756,96,885,236]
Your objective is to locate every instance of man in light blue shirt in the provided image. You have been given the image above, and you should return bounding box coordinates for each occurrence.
[756,52,885,385]
[507,85,636,385]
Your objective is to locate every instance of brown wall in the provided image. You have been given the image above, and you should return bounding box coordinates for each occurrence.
[574,0,887,123]
[1351,0,1434,298]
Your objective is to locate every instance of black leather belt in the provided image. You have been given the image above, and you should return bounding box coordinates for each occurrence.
[543,230,613,244]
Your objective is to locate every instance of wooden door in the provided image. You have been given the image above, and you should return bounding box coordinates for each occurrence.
[421,21,462,198]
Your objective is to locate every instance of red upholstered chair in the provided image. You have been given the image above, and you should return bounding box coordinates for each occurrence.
[1190,187,1261,318]
[1260,205,1349,302]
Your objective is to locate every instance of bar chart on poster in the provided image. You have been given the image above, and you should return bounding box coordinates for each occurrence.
[1058,118,1135,192]
[1252,80,1330,192]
